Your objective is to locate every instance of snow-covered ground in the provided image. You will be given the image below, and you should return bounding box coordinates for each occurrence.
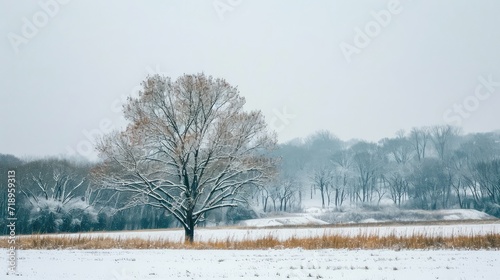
[1,248,498,279]
[2,204,497,279]
[240,209,494,227]
[38,222,500,243]
[307,207,496,224]
[238,215,328,227]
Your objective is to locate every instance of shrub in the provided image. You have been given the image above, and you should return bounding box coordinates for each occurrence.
[28,197,98,233]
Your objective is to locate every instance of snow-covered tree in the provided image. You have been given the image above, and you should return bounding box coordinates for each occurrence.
[28,197,98,233]
[94,73,276,242]
[17,158,99,233]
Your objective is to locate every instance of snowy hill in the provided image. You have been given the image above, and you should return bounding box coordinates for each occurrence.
[306,207,496,224]
[238,215,328,227]
[282,190,497,224]
[238,208,495,227]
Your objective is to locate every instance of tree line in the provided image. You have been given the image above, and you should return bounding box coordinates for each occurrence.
[257,127,500,217]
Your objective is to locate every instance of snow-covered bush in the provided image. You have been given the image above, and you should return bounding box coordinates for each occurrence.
[28,197,98,233]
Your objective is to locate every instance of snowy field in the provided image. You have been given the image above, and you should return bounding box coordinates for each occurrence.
[2,213,498,279]
[1,248,498,280]
[42,220,500,243]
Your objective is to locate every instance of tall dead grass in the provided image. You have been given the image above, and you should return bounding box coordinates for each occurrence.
[1,232,499,250]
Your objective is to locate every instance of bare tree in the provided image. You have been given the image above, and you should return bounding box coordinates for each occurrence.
[410,158,448,210]
[350,142,381,203]
[456,133,500,209]
[259,187,271,212]
[16,159,99,233]
[266,175,298,212]
[19,159,87,206]
[430,125,461,161]
[382,162,411,207]
[380,135,414,165]
[410,127,430,161]
[94,73,276,242]
[473,159,500,206]
[379,135,414,206]
[311,166,333,208]
[448,150,471,209]
[331,150,353,208]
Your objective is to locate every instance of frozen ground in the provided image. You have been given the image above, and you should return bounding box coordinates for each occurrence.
[40,221,500,243]
[1,248,497,279]
[238,215,329,227]
[307,208,496,224]
[239,209,494,227]
[1,208,497,279]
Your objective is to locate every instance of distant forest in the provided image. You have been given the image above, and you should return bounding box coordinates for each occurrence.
[1,125,500,235]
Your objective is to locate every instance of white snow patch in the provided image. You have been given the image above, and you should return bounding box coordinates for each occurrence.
[238,215,328,227]
[437,209,492,220]
[359,218,383,223]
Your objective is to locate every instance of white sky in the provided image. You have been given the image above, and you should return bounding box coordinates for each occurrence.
[1,0,500,160]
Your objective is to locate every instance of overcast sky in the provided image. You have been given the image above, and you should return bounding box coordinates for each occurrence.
[1,0,500,160]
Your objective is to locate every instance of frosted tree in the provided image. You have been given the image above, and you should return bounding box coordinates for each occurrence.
[94,73,276,242]
[18,159,98,233]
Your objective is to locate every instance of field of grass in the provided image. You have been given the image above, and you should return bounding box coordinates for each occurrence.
[2,231,499,250]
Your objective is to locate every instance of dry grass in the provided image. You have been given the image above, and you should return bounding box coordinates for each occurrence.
[1,232,499,250]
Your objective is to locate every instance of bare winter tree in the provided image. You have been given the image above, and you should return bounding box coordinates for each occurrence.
[331,150,353,209]
[380,134,414,165]
[19,159,87,206]
[380,135,414,206]
[94,73,276,242]
[311,166,333,208]
[266,175,298,212]
[17,159,99,233]
[430,125,461,161]
[410,127,430,162]
[350,141,382,203]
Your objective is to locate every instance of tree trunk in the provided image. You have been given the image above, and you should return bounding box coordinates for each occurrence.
[184,213,195,243]
[320,185,325,208]
[298,190,302,209]
[335,189,339,207]
[327,190,331,207]
[184,226,194,243]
